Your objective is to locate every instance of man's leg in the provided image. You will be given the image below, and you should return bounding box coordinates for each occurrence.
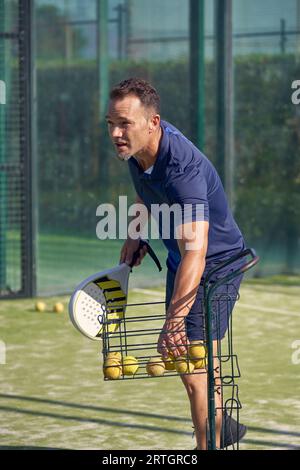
[180,340,222,450]
[165,269,222,449]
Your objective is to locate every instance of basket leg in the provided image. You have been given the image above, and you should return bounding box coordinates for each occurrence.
[205,293,217,450]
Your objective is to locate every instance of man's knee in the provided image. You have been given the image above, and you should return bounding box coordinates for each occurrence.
[181,371,207,396]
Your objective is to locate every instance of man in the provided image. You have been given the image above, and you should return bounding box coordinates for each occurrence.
[106,77,246,450]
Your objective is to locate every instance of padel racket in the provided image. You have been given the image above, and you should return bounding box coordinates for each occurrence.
[69,240,162,340]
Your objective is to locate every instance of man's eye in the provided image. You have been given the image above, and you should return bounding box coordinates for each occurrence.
[106,121,130,127]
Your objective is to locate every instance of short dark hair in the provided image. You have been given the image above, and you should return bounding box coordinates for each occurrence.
[109,77,160,114]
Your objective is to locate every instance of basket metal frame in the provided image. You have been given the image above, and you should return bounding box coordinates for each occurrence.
[204,248,259,449]
[102,247,259,450]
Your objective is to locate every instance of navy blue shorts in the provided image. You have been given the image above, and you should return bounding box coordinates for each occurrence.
[165,262,244,341]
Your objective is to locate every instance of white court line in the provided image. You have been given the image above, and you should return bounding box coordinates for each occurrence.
[131,288,164,299]
[131,288,299,318]
[238,303,299,317]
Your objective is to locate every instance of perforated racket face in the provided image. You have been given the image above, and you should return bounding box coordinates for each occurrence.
[69,263,130,341]
[71,282,107,340]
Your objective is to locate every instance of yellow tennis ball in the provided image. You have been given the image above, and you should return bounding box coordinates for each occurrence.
[122,356,139,376]
[192,357,207,369]
[168,350,175,359]
[104,358,120,367]
[35,301,46,312]
[53,302,64,313]
[188,342,207,361]
[175,356,195,374]
[107,352,122,361]
[103,359,122,380]
[146,357,166,377]
[163,354,175,371]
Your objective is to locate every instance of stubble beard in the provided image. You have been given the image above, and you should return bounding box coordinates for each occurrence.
[116,153,132,162]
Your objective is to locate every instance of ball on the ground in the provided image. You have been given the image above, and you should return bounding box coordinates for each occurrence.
[175,356,195,374]
[103,358,122,380]
[146,357,166,376]
[53,302,64,313]
[122,356,139,376]
[35,301,46,312]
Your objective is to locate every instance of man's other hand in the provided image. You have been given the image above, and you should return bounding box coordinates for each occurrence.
[119,238,148,267]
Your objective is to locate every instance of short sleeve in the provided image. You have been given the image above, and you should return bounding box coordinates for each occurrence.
[165,165,209,223]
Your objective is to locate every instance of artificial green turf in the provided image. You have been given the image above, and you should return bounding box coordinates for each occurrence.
[0,280,299,450]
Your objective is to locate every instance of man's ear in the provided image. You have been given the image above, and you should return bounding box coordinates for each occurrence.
[149,114,160,133]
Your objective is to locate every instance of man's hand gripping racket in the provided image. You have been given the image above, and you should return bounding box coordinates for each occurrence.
[69,240,162,340]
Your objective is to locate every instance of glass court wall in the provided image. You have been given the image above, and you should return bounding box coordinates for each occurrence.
[232,0,300,275]
[34,0,211,294]
[3,0,297,296]
[36,0,300,294]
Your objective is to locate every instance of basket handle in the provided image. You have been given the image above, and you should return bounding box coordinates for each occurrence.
[203,248,259,288]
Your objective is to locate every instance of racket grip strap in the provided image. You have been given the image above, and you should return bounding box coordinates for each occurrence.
[130,239,162,272]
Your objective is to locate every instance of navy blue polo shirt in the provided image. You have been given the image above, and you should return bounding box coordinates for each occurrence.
[128,120,245,273]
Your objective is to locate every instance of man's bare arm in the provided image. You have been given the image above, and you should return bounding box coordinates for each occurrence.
[168,221,209,318]
[157,220,209,358]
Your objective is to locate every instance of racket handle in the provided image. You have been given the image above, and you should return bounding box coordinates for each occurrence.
[130,239,162,271]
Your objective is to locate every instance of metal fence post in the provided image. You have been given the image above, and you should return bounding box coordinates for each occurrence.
[190,0,205,151]
[19,0,36,296]
[215,0,234,209]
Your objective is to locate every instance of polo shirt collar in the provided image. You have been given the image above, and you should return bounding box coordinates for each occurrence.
[130,123,169,181]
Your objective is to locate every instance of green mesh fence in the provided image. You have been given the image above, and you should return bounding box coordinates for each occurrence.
[0,0,24,296]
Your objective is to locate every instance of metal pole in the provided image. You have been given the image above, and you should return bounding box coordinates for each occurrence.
[115,4,125,60]
[280,18,287,54]
[189,0,205,150]
[204,287,217,450]
[224,1,234,210]
[215,0,225,184]
[19,0,36,296]
[124,0,131,59]
[97,0,109,198]
[297,0,300,60]
[215,0,234,208]
[97,0,109,121]
[115,5,121,60]
[0,0,7,291]
[30,0,38,296]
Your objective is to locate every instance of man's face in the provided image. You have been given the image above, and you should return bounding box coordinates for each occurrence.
[106,95,154,161]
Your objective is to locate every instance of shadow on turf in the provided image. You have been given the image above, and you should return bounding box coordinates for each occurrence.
[0,446,66,450]
[1,394,300,448]
[0,404,192,437]
[0,393,189,424]
[241,439,300,450]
